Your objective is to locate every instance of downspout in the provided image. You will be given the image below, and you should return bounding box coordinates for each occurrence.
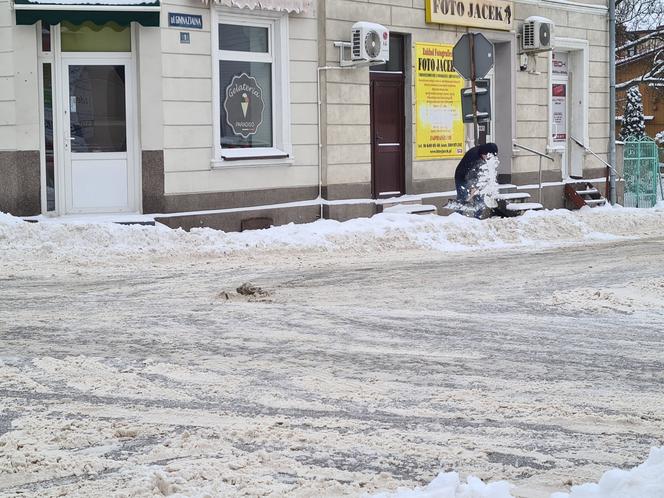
[608,0,617,204]
[316,66,328,221]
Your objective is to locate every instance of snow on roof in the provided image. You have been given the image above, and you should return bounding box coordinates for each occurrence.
[205,0,310,13]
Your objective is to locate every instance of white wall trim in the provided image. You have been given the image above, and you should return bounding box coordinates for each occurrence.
[48,23,141,215]
[130,22,143,213]
[515,0,607,15]
[37,22,48,215]
[52,23,65,216]
[210,7,292,168]
[548,38,590,178]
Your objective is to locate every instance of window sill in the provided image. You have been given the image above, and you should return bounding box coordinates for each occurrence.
[212,148,294,169]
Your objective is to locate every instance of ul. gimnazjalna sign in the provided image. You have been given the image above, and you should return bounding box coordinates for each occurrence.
[426,0,513,31]
[224,73,265,139]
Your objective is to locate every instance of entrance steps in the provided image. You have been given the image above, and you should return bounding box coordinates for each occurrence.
[493,185,543,216]
[21,213,157,226]
[564,181,607,209]
[376,196,437,215]
[382,202,438,215]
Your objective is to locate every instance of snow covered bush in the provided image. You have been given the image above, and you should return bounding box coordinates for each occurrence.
[620,86,646,141]
[655,130,664,146]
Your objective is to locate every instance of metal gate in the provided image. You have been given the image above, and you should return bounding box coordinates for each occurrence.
[623,136,659,208]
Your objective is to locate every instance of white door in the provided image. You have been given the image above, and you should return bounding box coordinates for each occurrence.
[551,78,569,176]
[551,51,570,178]
[62,59,135,213]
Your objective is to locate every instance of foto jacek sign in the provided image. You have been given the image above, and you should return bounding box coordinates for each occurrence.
[426,0,514,31]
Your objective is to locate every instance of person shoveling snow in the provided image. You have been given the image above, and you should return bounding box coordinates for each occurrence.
[447,143,500,219]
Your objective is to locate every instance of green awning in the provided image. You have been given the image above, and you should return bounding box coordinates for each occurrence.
[14,0,160,27]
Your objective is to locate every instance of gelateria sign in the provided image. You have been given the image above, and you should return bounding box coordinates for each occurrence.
[224,73,265,139]
[426,0,513,31]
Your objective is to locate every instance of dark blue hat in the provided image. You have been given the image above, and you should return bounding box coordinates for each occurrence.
[478,143,498,155]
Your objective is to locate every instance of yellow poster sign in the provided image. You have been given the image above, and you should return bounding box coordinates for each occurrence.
[415,43,465,160]
[425,0,513,31]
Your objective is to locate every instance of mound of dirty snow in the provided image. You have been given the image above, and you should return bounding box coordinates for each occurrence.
[551,447,664,498]
[548,277,664,314]
[2,206,664,262]
[370,447,664,498]
[368,472,514,497]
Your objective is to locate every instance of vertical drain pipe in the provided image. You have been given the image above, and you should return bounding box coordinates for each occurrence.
[608,0,617,204]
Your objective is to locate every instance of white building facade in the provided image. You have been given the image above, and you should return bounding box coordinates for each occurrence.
[0,0,611,230]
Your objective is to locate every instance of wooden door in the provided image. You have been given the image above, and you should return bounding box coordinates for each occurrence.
[370,72,405,198]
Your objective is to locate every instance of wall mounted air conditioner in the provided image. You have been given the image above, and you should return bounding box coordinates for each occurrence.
[351,22,389,62]
[521,16,554,52]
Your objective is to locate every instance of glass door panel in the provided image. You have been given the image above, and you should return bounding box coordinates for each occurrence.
[68,65,127,153]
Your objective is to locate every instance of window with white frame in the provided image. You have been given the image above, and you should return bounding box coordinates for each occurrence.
[214,12,290,162]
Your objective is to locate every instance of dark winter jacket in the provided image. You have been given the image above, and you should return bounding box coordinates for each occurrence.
[454,143,499,186]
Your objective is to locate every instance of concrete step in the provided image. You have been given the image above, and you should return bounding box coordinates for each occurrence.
[505,202,543,212]
[383,203,437,215]
[378,197,420,209]
[22,214,156,226]
[497,184,517,191]
[576,188,600,195]
[494,192,531,201]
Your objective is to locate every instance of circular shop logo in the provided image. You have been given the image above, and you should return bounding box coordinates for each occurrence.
[224,73,265,139]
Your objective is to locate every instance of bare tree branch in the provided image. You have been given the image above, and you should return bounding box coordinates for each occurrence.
[616,28,664,53]
[616,51,664,90]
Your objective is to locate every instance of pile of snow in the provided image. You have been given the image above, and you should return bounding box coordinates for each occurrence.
[552,447,664,498]
[369,448,664,498]
[476,154,500,209]
[549,277,664,314]
[369,472,513,498]
[3,206,664,262]
[0,211,23,226]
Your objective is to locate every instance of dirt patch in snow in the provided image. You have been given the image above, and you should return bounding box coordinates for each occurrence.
[547,277,664,314]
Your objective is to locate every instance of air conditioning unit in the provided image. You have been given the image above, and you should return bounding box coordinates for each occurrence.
[351,22,389,62]
[521,16,554,51]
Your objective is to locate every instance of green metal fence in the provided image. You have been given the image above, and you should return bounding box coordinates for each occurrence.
[660,147,664,202]
[623,136,659,208]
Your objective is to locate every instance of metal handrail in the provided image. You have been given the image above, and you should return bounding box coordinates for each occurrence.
[570,137,623,206]
[513,141,555,203]
[570,136,622,179]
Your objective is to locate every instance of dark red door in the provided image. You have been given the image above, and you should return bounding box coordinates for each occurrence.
[370,72,405,198]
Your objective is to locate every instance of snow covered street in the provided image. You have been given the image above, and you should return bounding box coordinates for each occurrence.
[1,208,664,497]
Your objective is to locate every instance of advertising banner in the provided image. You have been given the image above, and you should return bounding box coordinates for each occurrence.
[551,83,567,143]
[425,0,513,31]
[415,43,465,159]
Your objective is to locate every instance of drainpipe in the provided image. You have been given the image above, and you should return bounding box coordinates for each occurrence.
[608,0,617,204]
